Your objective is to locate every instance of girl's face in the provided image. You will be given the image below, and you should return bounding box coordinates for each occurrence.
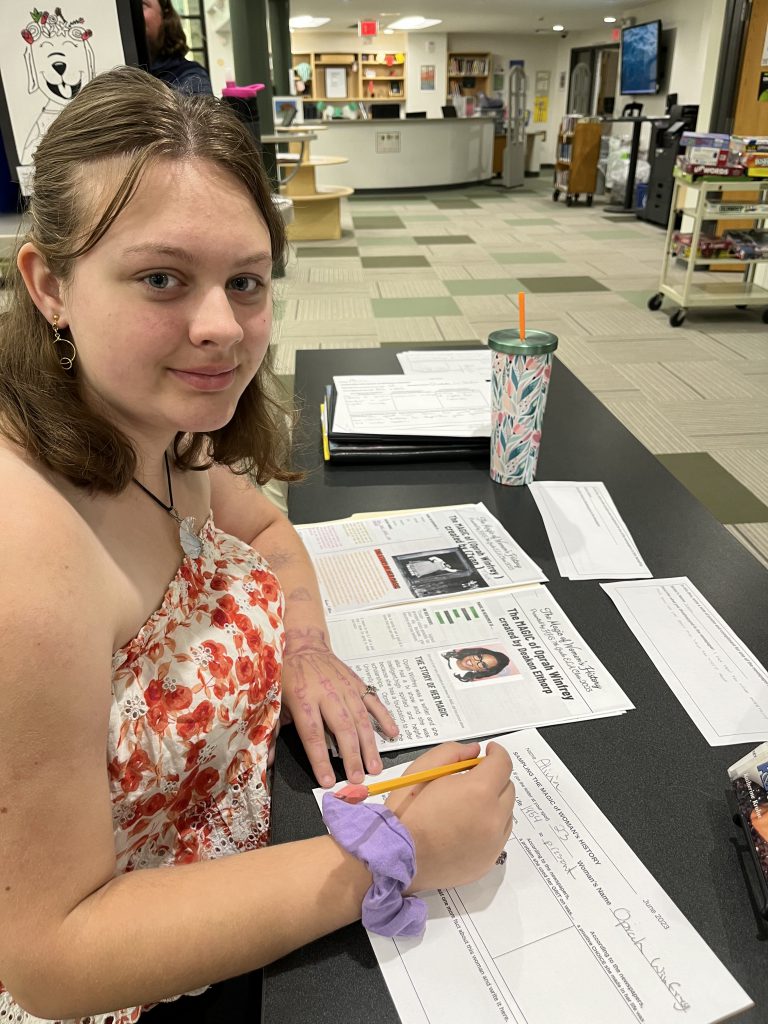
[142,0,163,50]
[457,652,499,674]
[59,158,274,450]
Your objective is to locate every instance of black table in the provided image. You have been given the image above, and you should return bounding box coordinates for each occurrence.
[264,348,768,1023]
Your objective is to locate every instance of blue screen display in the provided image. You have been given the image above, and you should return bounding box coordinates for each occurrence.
[621,20,661,95]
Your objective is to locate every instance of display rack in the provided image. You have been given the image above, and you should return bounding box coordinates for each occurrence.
[648,169,768,327]
[276,128,353,241]
[552,116,602,206]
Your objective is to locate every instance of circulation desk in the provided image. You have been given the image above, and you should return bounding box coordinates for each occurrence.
[264,347,768,1023]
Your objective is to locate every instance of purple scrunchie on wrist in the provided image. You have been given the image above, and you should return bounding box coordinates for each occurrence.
[322,792,427,938]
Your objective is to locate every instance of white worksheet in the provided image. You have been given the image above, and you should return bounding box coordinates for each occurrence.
[315,731,752,1024]
[602,577,768,746]
[330,375,491,438]
[529,481,651,580]
[397,349,492,378]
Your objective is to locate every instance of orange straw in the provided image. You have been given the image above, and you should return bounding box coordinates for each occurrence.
[518,291,526,340]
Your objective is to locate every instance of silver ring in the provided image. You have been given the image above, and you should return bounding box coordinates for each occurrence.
[361,684,378,699]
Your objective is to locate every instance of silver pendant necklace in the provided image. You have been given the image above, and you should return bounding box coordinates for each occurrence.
[132,452,203,559]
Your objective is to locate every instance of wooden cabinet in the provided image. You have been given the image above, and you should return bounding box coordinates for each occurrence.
[447,52,491,100]
[291,50,407,110]
[553,116,602,206]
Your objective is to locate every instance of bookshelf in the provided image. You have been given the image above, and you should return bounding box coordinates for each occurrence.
[290,50,407,110]
[553,116,602,206]
[447,52,491,101]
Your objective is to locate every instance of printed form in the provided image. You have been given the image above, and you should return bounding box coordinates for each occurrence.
[330,375,491,437]
[396,349,492,378]
[602,577,768,746]
[529,481,651,580]
[316,730,752,1024]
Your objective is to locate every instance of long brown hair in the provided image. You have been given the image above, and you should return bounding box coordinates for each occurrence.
[153,0,190,61]
[0,66,298,493]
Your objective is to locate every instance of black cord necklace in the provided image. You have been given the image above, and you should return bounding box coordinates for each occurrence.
[132,452,203,558]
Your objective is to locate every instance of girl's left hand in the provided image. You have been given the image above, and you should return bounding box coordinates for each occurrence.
[280,626,399,788]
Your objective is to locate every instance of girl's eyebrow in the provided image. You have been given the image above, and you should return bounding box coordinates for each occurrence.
[120,243,272,267]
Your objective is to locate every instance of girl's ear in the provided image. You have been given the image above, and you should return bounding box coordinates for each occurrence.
[17,242,68,327]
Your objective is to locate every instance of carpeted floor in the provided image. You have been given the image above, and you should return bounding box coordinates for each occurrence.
[275,174,768,568]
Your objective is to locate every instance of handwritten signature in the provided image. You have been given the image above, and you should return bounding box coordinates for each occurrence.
[534,756,561,791]
[613,908,691,1013]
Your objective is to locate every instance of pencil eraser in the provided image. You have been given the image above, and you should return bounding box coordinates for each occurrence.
[334,783,369,804]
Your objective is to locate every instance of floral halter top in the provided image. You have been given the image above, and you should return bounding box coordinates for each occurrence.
[0,516,284,1023]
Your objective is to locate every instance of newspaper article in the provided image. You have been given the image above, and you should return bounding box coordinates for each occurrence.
[327,584,634,749]
[296,504,546,617]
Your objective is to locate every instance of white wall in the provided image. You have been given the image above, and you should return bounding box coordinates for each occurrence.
[406,34,448,117]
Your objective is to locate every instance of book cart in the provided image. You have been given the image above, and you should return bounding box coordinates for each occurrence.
[553,116,602,207]
[648,168,768,327]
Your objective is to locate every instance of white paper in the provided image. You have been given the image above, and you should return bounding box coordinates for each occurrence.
[602,577,768,746]
[296,504,546,617]
[397,349,492,378]
[529,481,651,580]
[330,375,491,438]
[315,731,752,1024]
[328,585,633,750]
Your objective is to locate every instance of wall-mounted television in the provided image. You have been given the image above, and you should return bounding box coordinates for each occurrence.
[620,19,662,95]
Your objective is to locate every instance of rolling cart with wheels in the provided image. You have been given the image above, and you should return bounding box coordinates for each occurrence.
[649,169,768,327]
[553,116,601,208]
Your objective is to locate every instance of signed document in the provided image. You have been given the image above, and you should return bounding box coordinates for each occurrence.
[318,731,752,1024]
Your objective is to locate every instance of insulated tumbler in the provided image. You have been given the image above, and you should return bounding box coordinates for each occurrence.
[488,329,559,486]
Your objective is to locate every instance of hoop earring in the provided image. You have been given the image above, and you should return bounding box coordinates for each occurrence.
[51,313,77,372]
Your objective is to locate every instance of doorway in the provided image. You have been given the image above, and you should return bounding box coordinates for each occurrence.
[567,45,619,116]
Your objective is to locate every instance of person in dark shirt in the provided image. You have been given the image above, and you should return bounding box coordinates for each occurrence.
[143,0,213,95]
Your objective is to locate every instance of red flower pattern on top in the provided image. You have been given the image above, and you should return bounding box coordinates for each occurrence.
[0,516,284,1024]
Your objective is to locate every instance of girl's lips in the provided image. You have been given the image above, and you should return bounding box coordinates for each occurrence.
[169,367,237,391]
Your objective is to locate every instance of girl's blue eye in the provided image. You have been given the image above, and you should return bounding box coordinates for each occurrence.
[229,276,261,293]
[145,272,175,289]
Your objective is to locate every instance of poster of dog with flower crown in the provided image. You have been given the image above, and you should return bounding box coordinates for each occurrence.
[0,2,143,193]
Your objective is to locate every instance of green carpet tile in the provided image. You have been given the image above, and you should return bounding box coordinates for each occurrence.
[295,246,359,258]
[371,297,462,317]
[430,199,480,209]
[656,453,768,524]
[360,255,430,268]
[517,276,609,293]
[413,235,476,245]
[445,279,524,295]
[352,216,405,229]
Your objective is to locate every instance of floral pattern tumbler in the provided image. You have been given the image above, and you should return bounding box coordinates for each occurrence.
[488,328,559,486]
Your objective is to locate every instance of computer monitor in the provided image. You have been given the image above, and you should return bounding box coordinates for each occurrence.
[441,105,458,118]
[406,111,427,118]
[370,104,401,119]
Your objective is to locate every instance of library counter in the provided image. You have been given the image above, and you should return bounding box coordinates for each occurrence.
[301,116,495,190]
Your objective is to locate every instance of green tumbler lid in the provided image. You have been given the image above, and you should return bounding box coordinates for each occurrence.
[487,328,559,357]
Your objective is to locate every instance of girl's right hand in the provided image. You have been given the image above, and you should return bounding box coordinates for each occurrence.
[385,741,515,893]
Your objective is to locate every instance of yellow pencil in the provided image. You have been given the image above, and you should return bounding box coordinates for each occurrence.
[334,757,482,803]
